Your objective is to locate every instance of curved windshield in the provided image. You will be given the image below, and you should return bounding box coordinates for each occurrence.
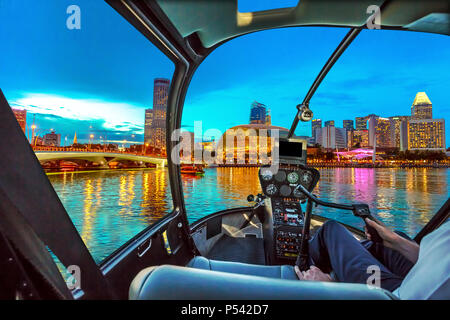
[0,0,175,264]
[182,27,449,237]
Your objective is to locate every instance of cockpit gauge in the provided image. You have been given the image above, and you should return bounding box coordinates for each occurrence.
[261,169,273,181]
[266,184,278,196]
[280,185,292,197]
[275,170,287,182]
[287,172,299,184]
[301,171,312,185]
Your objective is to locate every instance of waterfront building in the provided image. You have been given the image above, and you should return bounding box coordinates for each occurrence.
[316,126,347,149]
[389,115,410,149]
[11,108,27,134]
[311,119,322,142]
[343,120,354,132]
[151,78,170,153]
[407,118,446,151]
[43,131,61,147]
[411,92,432,120]
[368,115,393,148]
[265,108,272,126]
[347,129,369,148]
[249,101,267,124]
[324,120,335,127]
[218,124,288,164]
[355,116,368,130]
[144,108,153,145]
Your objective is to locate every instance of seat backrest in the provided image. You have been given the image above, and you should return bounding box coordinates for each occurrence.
[129,265,396,300]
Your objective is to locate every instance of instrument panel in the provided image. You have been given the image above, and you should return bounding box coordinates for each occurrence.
[258,164,319,200]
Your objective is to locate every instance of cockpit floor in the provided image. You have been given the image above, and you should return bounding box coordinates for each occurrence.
[206,235,266,265]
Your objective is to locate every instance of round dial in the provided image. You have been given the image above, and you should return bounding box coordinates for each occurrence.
[261,169,273,181]
[275,170,287,182]
[287,172,299,184]
[265,184,278,196]
[280,185,292,197]
[301,171,312,185]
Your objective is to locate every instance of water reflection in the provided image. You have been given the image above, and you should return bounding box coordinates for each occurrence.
[48,167,449,263]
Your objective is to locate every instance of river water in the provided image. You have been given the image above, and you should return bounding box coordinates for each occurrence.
[48,167,449,263]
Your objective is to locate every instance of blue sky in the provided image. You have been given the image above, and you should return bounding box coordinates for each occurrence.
[1,1,449,146]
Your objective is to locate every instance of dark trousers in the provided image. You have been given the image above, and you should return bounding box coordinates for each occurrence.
[308,220,415,291]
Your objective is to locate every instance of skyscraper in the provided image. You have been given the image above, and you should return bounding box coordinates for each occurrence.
[355,116,368,130]
[343,120,354,132]
[407,119,445,151]
[316,126,347,149]
[43,131,61,147]
[368,115,393,148]
[311,119,322,142]
[265,108,272,126]
[389,115,410,149]
[144,108,153,145]
[249,101,267,124]
[411,92,432,120]
[324,120,335,127]
[12,108,27,134]
[151,78,170,152]
[348,129,369,148]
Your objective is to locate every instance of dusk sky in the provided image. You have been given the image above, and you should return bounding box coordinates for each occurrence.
[1,0,449,146]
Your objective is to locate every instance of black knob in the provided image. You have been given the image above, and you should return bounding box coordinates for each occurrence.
[247,194,255,202]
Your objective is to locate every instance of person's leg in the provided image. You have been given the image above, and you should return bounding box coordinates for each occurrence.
[309,220,404,291]
[361,231,414,278]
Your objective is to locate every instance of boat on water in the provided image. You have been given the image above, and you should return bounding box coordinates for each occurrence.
[180,164,205,176]
[0,0,448,302]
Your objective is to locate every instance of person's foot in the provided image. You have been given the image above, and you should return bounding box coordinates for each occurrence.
[294,265,333,282]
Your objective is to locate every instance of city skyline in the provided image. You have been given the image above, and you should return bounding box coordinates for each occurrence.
[1,1,449,147]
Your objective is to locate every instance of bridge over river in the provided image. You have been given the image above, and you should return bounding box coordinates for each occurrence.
[35,151,167,169]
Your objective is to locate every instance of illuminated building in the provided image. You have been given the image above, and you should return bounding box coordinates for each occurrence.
[151,78,170,152]
[218,124,288,164]
[347,129,369,148]
[355,116,368,130]
[407,119,445,151]
[265,108,272,126]
[12,108,27,133]
[324,120,335,127]
[411,92,432,120]
[43,131,61,147]
[368,116,393,148]
[144,108,153,145]
[316,126,347,149]
[343,120,354,132]
[249,101,267,124]
[311,119,322,142]
[389,115,410,149]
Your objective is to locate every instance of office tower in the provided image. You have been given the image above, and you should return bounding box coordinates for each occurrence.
[316,126,347,149]
[249,101,267,124]
[265,108,272,126]
[144,108,153,145]
[368,116,393,148]
[324,120,335,127]
[152,78,170,152]
[408,119,445,151]
[343,120,354,132]
[347,129,369,148]
[311,119,322,141]
[11,108,27,133]
[355,116,368,130]
[411,92,432,120]
[389,116,410,149]
[43,131,61,147]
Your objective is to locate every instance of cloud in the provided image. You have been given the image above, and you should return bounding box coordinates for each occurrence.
[12,92,146,134]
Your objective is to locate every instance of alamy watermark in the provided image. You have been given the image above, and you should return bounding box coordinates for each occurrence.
[65,265,81,290]
[171,121,280,173]
[366,265,381,289]
[66,5,81,30]
[366,5,381,30]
